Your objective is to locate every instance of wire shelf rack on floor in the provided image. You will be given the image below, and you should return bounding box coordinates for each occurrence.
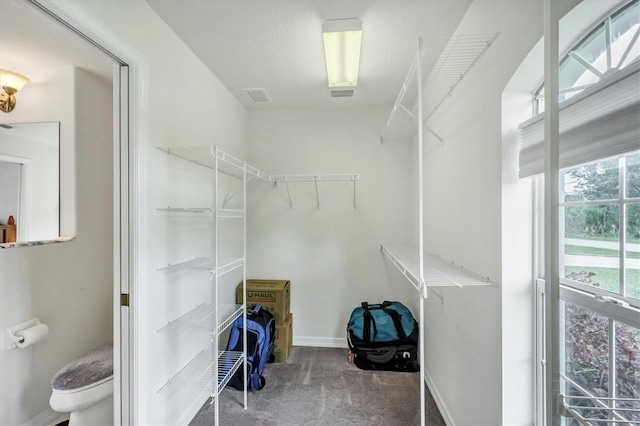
[381,243,496,295]
[157,349,244,396]
[157,303,243,336]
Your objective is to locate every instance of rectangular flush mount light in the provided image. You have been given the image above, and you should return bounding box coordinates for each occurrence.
[322,18,362,89]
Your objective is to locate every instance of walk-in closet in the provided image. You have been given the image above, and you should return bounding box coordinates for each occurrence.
[2,1,638,425]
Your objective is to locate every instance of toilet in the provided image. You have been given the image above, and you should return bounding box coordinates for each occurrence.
[50,342,113,425]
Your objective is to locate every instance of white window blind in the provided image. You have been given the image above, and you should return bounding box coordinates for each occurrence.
[518,61,640,178]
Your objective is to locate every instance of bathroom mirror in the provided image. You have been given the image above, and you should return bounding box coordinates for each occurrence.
[0,122,60,247]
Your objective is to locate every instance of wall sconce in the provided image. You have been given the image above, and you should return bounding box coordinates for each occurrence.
[322,18,362,97]
[0,69,30,113]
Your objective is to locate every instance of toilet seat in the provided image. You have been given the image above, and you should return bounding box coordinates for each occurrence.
[50,342,114,418]
[50,375,113,412]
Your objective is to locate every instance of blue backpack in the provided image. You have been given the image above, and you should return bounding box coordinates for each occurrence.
[225,304,275,390]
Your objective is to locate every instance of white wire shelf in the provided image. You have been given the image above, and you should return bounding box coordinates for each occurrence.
[188,304,244,335]
[159,146,359,208]
[157,146,269,181]
[246,163,270,181]
[157,349,244,396]
[422,33,499,123]
[381,243,496,295]
[156,207,244,218]
[270,174,360,209]
[157,303,243,336]
[269,174,359,182]
[157,256,244,276]
[381,33,499,143]
[381,38,431,142]
[157,207,213,215]
[216,208,244,218]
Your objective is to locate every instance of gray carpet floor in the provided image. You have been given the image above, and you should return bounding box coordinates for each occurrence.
[190,346,445,426]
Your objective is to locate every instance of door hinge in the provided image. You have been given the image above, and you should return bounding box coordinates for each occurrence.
[120,293,130,307]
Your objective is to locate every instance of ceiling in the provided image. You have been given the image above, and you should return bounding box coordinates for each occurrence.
[0,0,114,92]
[146,0,473,110]
[1,1,473,112]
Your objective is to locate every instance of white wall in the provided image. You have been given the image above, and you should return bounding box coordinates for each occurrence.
[418,1,550,424]
[61,0,252,423]
[0,66,113,425]
[247,106,418,345]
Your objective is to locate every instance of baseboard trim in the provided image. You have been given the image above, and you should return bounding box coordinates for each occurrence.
[26,407,67,426]
[293,336,348,348]
[424,367,454,426]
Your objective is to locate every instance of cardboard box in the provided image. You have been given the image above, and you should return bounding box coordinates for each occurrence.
[273,313,293,363]
[236,279,290,325]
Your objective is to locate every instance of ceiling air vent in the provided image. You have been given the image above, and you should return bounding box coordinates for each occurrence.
[330,89,354,98]
[244,88,271,103]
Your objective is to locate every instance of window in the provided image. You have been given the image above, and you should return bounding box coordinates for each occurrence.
[557,153,640,424]
[536,153,640,424]
[530,1,640,423]
[561,152,640,302]
[535,0,640,114]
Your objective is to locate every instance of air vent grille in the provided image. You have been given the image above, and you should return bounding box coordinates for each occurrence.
[330,89,355,97]
[244,88,271,103]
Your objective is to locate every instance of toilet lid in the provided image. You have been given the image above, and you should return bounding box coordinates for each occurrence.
[52,342,113,391]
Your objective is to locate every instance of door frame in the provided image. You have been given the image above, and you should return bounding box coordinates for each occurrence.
[0,155,31,241]
[29,1,144,424]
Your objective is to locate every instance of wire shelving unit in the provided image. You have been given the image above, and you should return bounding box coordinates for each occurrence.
[155,146,250,426]
[379,33,497,426]
[155,145,359,424]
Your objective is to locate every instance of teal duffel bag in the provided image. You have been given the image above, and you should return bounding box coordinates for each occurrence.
[347,301,418,346]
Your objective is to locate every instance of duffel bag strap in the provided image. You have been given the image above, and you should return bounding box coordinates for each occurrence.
[362,310,377,343]
[382,308,407,340]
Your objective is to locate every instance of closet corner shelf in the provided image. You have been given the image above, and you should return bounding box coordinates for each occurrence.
[157,256,244,276]
[157,303,243,336]
[157,349,244,396]
[380,243,496,294]
[157,145,270,181]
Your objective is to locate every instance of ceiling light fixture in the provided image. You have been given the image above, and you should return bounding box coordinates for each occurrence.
[0,69,30,113]
[322,18,362,94]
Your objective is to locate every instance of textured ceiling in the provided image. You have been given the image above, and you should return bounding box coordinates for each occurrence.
[146,0,473,110]
[1,1,473,112]
[0,1,114,91]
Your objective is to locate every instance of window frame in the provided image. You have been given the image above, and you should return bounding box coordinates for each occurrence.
[534,0,640,115]
[536,277,640,424]
[534,164,640,424]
